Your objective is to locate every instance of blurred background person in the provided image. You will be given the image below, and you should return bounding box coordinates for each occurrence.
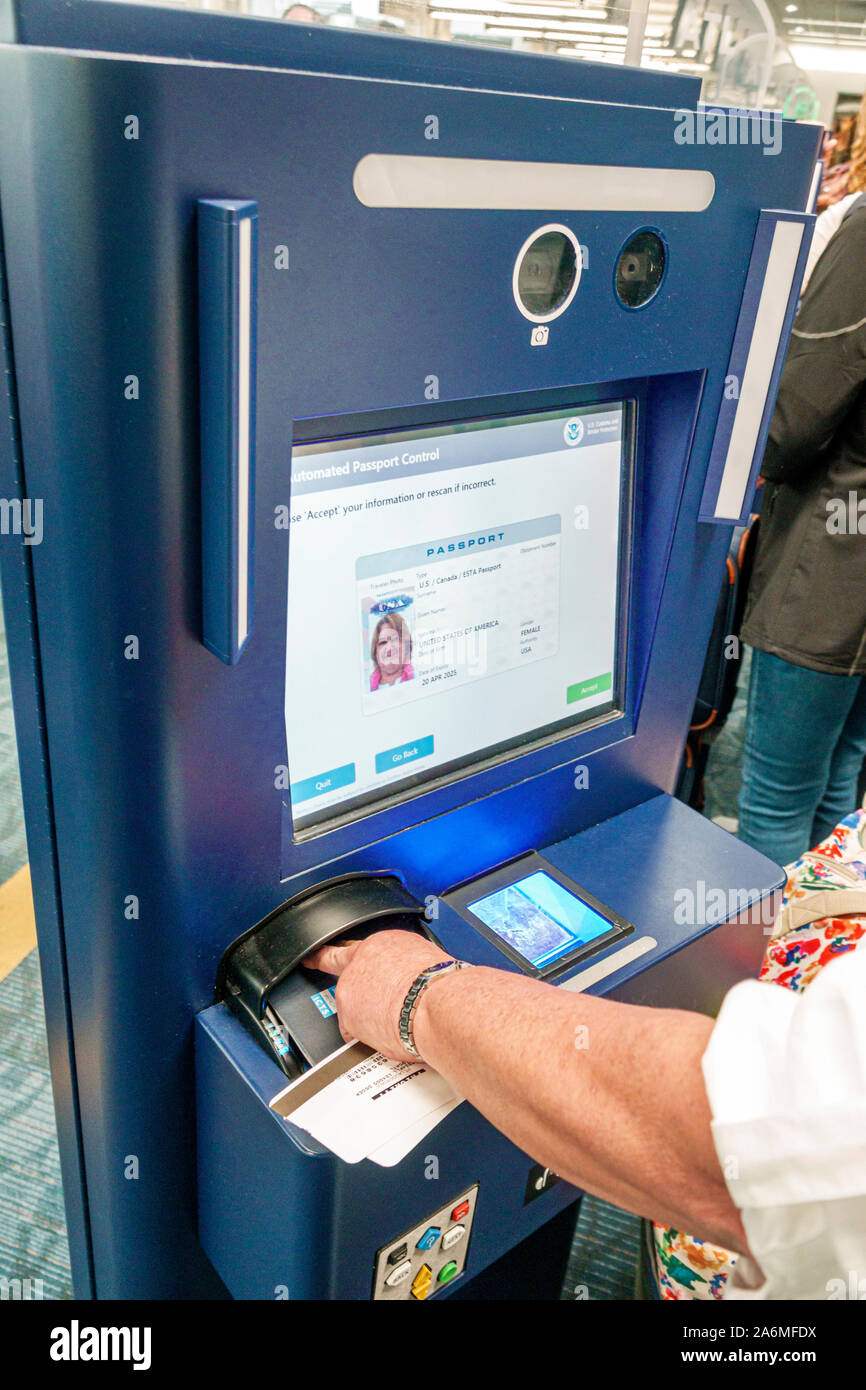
[817,94,865,212]
[736,187,866,867]
[281,5,324,22]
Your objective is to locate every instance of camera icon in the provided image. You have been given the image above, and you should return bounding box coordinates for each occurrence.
[530,325,549,347]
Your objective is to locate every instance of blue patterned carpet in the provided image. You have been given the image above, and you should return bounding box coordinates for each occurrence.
[0,950,72,1298]
[562,1195,642,1300]
[0,593,73,1298]
[0,599,28,884]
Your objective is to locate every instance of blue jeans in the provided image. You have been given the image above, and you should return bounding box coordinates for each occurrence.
[737,649,866,867]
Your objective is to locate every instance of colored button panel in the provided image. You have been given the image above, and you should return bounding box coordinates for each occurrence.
[291,762,355,805]
[416,1225,441,1251]
[411,1264,433,1300]
[372,1184,478,1302]
[566,672,612,705]
[374,735,434,775]
[385,1261,412,1288]
[441,1224,466,1251]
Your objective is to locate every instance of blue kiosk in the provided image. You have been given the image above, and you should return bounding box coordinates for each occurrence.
[0,0,820,1300]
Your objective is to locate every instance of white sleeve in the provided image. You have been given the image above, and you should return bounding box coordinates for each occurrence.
[799,195,857,294]
[701,947,866,1300]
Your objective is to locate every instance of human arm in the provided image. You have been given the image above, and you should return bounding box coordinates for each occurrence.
[306,930,749,1254]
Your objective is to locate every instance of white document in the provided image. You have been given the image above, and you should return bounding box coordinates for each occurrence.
[367,1097,462,1168]
[270,1040,462,1165]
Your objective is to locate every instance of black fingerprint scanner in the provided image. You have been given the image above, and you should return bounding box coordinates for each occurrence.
[218,875,430,1078]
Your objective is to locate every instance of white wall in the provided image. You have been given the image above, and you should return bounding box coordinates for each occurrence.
[790,44,866,125]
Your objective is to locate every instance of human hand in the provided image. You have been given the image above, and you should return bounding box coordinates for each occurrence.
[304,930,452,1062]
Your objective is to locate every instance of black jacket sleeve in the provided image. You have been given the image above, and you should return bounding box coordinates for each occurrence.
[761,205,866,485]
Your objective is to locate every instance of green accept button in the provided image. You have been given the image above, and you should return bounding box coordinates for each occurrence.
[566,672,613,704]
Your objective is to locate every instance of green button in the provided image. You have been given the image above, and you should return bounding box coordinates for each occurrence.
[437,1261,459,1284]
[566,672,612,704]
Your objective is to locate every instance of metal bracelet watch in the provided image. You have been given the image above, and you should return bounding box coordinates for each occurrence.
[398,959,471,1059]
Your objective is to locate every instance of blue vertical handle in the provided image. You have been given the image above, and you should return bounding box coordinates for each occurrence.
[198,198,258,664]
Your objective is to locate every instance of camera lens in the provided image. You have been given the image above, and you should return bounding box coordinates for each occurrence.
[514,226,580,322]
[615,230,666,308]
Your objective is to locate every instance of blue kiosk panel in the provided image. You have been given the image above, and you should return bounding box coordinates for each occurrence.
[0,3,820,1299]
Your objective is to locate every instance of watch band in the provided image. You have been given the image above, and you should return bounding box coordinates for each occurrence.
[398,959,470,1059]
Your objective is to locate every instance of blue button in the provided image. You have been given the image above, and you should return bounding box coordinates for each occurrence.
[375,736,434,776]
[291,763,356,805]
[416,1226,441,1251]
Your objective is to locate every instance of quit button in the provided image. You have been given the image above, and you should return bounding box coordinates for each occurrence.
[291,762,356,805]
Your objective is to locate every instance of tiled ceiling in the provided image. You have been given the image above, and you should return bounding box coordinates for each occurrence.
[768,0,866,48]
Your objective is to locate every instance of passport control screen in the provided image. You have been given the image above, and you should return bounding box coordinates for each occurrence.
[286,399,632,834]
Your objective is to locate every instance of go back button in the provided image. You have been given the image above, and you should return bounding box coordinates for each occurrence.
[375,735,434,775]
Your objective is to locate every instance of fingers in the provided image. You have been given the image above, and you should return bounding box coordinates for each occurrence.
[303,937,362,976]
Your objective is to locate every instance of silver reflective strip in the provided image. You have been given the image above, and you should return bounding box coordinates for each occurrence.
[714,218,805,521]
[354,155,715,213]
[558,935,658,992]
[237,216,252,648]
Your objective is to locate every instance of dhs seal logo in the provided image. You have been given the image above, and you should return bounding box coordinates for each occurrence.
[563,417,584,447]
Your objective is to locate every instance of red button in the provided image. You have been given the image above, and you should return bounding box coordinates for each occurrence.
[451,1199,470,1221]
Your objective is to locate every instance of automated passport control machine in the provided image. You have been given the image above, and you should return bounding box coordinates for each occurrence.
[0,0,821,1299]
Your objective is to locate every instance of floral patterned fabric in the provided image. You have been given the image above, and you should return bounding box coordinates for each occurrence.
[651,808,866,1300]
[653,1227,738,1300]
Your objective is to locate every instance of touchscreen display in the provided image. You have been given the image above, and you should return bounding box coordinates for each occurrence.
[286,399,630,833]
[467,870,616,970]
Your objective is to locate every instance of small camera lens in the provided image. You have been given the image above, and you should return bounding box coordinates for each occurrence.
[615,230,666,308]
[515,228,579,320]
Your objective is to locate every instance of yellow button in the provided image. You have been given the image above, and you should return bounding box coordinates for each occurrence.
[411,1264,433,1300]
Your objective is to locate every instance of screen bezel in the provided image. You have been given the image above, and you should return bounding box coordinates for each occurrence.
[443,851,634,980]
[287,390,637,840]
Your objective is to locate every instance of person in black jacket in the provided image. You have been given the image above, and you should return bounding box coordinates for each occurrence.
[737,197,866,866]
